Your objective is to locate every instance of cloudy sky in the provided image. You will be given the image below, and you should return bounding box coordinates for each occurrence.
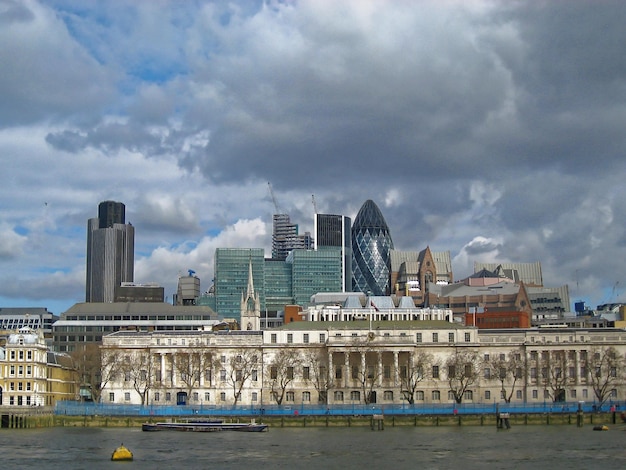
[2,0,625,315]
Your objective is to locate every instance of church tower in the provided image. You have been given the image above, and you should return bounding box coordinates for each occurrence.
[240,259,261,330]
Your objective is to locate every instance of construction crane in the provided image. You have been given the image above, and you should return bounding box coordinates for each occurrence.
[311,194,318,214]
[610,281,620,303]
[267,182,281,214]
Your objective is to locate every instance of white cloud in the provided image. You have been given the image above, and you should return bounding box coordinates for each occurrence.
[1,0,626,313]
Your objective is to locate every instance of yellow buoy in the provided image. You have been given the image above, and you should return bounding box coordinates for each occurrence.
[111,444,133,461]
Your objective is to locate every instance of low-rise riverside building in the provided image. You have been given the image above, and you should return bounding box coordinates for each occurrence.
[52,302,220,352]
[100,323,626,409]
[0,328,76,406]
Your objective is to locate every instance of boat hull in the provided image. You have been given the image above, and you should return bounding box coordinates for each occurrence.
[142,421,268,432]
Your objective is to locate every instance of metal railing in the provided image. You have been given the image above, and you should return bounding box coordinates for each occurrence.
[54,400,620,417]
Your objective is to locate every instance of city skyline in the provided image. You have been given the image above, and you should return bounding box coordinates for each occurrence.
[1,1,626,314]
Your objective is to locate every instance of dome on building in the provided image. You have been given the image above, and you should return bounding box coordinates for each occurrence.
[351,200,394,296]
[7,327,39,345]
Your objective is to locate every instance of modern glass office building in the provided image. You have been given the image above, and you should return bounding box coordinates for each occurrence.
[213,248,266,320]
[288,248,343,307]
[351,200,394,296]
[314,213,352,292]
[264,259,293,314]
[211,247,342,323]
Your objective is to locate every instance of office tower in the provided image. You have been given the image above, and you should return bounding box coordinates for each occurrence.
[212,246,342,323]
[272,214,313,260]
[351,199,394,296]
[213,248,266,320]
[315,213,352,292]
[287,248,343,306]
[86,201,134,302]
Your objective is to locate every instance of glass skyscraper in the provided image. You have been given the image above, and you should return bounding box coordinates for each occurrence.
[213,248,266,320]
[314,213,352,292]
[211,247,342,321]
[287,248,343,307]
[351,200,394,296]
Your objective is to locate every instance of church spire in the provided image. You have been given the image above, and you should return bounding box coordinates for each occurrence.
[240,257,260,331]
[246,258,254,297]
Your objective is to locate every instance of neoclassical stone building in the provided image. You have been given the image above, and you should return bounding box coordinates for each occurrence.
[100,323,626,408]
[0,327,76,406]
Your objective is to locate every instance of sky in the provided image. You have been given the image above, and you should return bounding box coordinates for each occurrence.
[2,0,626,315]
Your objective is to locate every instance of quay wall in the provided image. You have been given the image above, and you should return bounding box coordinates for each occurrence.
[50,411,618,428]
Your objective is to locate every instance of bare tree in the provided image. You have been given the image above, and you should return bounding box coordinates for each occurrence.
[538,350,570,402]
[172,349,213,402]
[267,349,301,405]
[400,350,433,404]
[70,343,99,401]
[215,348,259,405]
[120,348,155,405]
[350,335,381,404]
[302,347,332,404]
[586,346,623,408]
[485,348,526,403]
[446,348,480,404]
[99,347,124,403]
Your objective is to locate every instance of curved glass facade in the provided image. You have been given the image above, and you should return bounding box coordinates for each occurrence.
[351,200,394,295]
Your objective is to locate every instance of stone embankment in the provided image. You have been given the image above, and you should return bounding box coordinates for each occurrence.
[46,412,618,428]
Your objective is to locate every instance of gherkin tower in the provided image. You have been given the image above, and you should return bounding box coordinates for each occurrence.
[351,200,394,295]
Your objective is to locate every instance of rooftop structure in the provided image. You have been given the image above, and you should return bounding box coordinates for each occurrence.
[474,262,543,287]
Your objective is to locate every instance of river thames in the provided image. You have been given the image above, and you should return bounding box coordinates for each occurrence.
[2,424,625,469]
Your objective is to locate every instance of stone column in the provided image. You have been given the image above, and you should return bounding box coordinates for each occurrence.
[393,351,400,385]
[378,352,383,386]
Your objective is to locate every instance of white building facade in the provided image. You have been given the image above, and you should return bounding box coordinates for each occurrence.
[101,324,626,408]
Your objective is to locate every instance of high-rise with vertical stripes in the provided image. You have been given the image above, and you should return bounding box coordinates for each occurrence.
[314,213,352,292]
[85,201,134,303]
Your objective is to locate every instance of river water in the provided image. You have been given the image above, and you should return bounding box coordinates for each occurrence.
[3,424,625,469]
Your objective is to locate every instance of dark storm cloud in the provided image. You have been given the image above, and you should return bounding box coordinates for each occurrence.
[3,0,626,312]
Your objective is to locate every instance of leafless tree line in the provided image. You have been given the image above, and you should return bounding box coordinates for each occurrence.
[72,343,625,407]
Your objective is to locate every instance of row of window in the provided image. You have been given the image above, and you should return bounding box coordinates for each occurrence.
[64,315,211,321]
[269,332,473,344]
[6,365,34,377]
[5,396,33,406]
[8,350,34,361]
[7,381,33,391]
[55,335,103,343]
[106,386,620,405]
